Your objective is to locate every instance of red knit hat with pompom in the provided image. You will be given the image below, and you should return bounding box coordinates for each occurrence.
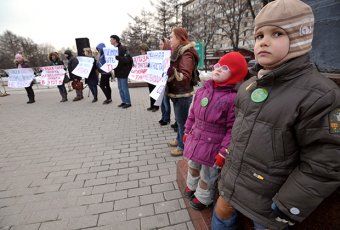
[217,52,248,85]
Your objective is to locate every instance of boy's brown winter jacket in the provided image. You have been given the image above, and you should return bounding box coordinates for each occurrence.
[218,54,340,230]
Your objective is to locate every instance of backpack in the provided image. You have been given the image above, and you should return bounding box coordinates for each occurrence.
[191,62,200,86]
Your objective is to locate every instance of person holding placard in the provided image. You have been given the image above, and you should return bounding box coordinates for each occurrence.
[158,38,172,126]
[140,43,159,112]
[14,53,35,104]
[64,50,82,101]
[110,35,133,109]
[96,43,112,104]
[83,48,99,103]
[48,52,69,102]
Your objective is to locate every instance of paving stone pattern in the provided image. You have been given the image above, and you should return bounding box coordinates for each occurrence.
[0,84,194,230]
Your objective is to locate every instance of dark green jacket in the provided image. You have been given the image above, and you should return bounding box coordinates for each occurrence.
[218,54,340,230]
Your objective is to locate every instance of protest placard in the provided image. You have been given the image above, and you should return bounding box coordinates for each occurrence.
[128,55,148,81]
[5,68,35,88]
[145,50,171,85]
[150,72,168,106]
[40,65,66,86]
[72,57,94,78]
[100,47,119,73]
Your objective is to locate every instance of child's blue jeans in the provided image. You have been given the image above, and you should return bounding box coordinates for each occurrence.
[211,209,289,230]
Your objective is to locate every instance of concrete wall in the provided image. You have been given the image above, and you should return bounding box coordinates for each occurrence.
[305,0,340,73]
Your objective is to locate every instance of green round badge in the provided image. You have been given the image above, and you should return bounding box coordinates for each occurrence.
[251,88,268,103]
[201,97,209,107]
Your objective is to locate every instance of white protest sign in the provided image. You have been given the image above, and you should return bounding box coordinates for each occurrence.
[128,55,148,81]
[40,65,66,86]
[72,57,94,78]
[145,50,171,85]
[150,73,168,106]
[5,68,35,88]
[101,47,119,73]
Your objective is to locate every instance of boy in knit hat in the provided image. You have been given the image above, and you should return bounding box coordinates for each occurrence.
[212,0,340,229]
[183,52,248,210]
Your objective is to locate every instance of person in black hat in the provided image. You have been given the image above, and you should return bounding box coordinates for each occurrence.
[110,35,133,109]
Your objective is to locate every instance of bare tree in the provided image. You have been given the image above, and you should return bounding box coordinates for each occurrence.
[151,0,179,38]
[0,30,53,69]
[214,0,254,51]
[121,9,158,56]
[183,0,219,69]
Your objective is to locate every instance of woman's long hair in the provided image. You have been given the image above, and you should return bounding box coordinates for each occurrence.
[172,27,190,46]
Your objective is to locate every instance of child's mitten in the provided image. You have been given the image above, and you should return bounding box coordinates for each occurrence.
[213,153,225,169]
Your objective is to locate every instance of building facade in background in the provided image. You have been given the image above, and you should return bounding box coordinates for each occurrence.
[182,0,262,64]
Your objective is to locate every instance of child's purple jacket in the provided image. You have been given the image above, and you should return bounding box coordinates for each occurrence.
[183,79,237,167]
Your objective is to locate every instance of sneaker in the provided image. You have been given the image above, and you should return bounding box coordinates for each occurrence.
[168,139,178,147]
[147,107,153,111]
[170,148,183,157]
[118,103,126,107]
[189,197,210,210]
[122,104,131,109]
[183,187,195,199]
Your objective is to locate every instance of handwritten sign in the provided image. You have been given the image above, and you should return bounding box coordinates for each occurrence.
[128,55,148,81]
[145,50,171,85]
[150,73,168,106]
[101,47,119,73]
[5,68,35,88]
[40,65,66,86]
[72,57,94,78]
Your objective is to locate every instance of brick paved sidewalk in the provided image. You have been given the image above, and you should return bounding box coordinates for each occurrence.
[0,85,194,230]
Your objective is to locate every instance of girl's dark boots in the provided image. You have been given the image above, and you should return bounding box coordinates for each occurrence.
[60,93,68,102]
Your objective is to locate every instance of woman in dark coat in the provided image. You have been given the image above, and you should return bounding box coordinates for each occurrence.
[48,52,68,102]
[14,53,35,104]
[83,48,99,103]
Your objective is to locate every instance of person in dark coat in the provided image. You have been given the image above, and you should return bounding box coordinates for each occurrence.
[48,52,68,102]
[83,48,99,103]
[96,43,112,104]
[158,37,172,126]
[139,43,159,112]
[64,50,82,101]
[14,53,35,104]
[110,35,133,109]
[213,0,340,229]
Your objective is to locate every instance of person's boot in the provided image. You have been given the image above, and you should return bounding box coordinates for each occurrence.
[73,90,82,101]
[79,90,84,99]
[27,96,35,104]
[60,93,67,102]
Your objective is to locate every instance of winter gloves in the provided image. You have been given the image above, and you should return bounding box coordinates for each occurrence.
[213,153,225,169]
[183,133,188,143]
